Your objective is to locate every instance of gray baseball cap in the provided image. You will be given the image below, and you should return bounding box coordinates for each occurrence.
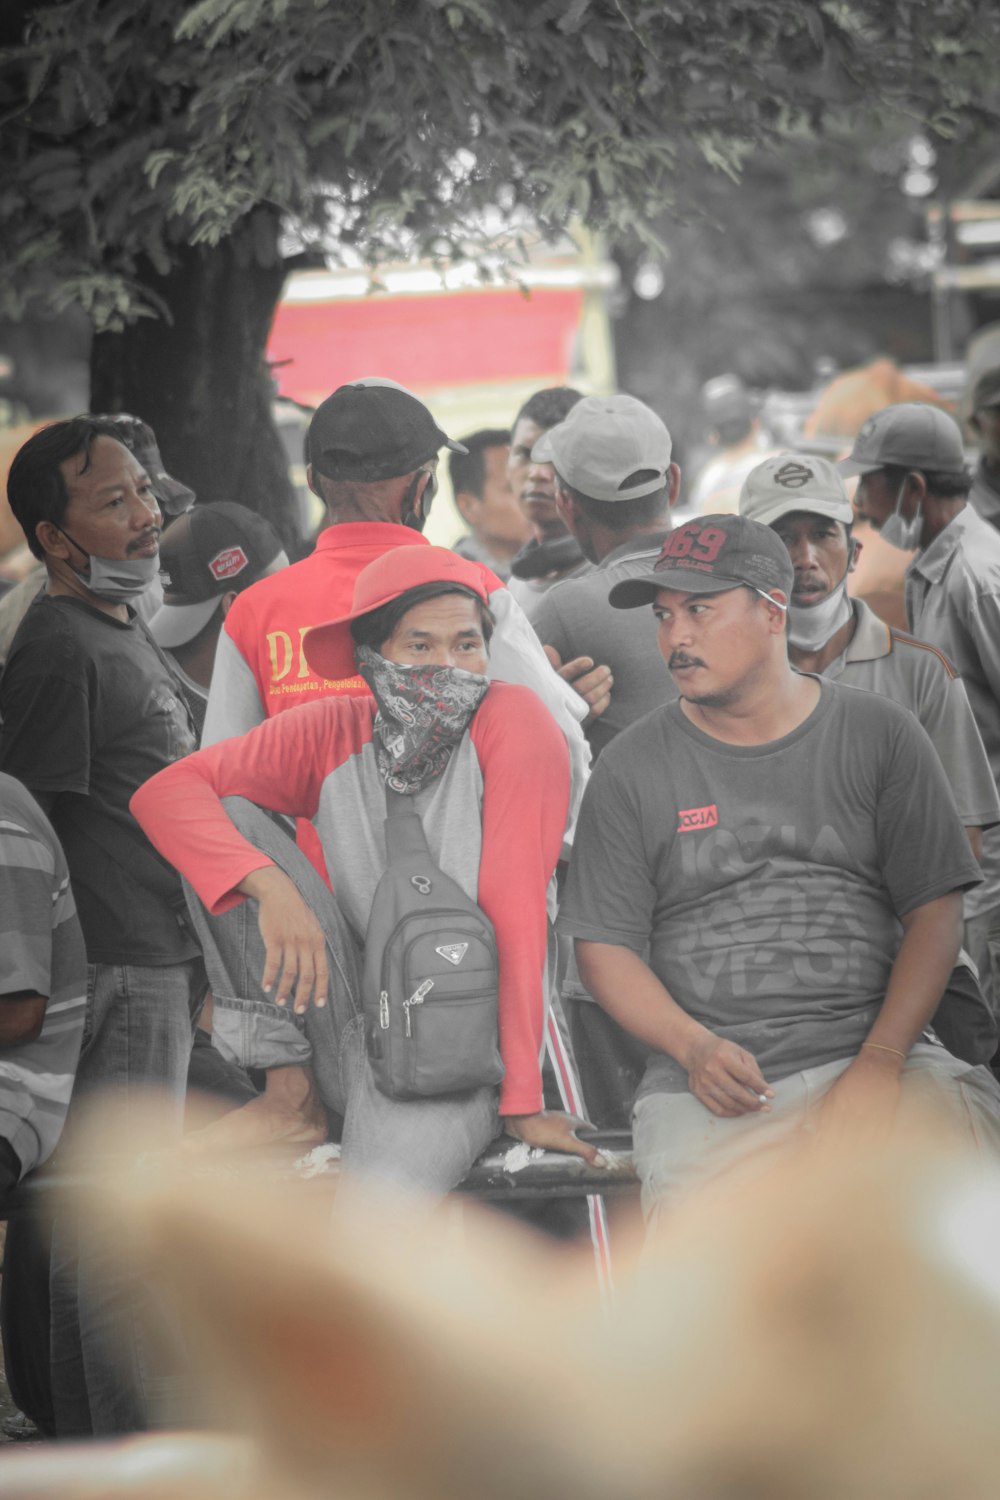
[838,403,966,477]
[740,453,854,527]
[702,372,752,428]
[531,393,672,502]
[971,368,1000,413]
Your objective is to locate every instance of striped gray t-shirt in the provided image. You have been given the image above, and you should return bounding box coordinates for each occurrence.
[0,772,87,1178]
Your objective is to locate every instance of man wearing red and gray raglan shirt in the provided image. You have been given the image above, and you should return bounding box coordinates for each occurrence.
[203,381,592,842]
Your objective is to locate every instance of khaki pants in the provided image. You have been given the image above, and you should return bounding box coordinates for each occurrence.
[634,1042,1000,1228]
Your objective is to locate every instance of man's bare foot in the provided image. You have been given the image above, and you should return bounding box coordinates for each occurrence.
[181,1065,327,1155]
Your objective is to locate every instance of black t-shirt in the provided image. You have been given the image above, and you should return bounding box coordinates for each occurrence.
[0,593,199,965]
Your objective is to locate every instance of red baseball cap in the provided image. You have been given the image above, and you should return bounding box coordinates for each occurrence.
[303,546,495,679]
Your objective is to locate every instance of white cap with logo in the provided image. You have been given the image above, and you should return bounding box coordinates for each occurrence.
[739,453,854,528]
[531,393,672,502]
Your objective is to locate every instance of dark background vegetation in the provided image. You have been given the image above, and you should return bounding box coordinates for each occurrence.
[2,0,999,538]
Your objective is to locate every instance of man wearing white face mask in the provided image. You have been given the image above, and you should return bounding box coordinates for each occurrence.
[843,405,1000,1019]
[740,454,1000,1055]
[0,417,204,1436]
[740,452,998,857]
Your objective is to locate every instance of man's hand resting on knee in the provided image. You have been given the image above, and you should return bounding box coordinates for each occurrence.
[815,1046,903,1141]
[239,865,329,1013]
[683,1032,774,1118]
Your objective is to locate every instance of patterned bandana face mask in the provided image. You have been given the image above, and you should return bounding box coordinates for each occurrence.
[356,644,489,794]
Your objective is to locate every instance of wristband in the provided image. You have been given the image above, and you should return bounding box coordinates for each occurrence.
[861,1041,907,1062]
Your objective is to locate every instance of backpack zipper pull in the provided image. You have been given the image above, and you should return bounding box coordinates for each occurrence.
[379,991,389,1030]
[403,978,434,1037]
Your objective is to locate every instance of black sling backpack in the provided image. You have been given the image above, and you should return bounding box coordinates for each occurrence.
[362,788,504,1099]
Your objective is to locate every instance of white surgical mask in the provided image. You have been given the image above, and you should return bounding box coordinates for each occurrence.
[879,478,923,551]
[787,580,852,651]
[57,527,160,603]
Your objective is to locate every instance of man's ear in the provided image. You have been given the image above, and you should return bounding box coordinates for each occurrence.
[848,535,863,574]
[454,489,479,527]
[766,589,789,631]
[554,482,576,531]
[666,463,682,508]
[905,471,928,511]
[305,462,322,500]
[220,591,238,619]
[34,519,72,562]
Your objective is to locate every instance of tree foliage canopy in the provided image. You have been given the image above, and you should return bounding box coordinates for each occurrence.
[3,0,999,331]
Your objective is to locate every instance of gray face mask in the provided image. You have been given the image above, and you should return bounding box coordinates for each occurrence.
[879,477,923,551]
[57,527,160,603]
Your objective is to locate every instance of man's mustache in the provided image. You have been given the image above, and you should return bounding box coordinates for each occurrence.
[669,653,706,670]
[127,528,161,554]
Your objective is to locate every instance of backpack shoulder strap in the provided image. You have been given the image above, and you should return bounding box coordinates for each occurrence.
[383,785,434,863]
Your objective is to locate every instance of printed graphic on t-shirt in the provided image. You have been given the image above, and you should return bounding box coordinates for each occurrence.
[667,821,878,1008]
[149,684,197,762]
[677,803,718,831]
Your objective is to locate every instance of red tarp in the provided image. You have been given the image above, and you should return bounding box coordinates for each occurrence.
[267,286,584,407]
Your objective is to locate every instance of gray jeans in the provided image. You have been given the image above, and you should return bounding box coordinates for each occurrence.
[184,799,498,1199]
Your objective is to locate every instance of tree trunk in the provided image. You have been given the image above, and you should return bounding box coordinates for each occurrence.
[89,223,298,551]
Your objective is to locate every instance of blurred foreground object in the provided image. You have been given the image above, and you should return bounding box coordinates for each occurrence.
[688,374,779,517]
[6,1105,1000,1498]
[804,356,953,443]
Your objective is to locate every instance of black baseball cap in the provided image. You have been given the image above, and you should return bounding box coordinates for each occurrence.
[609,514,794,609]
[148,502,288,648]
[308,380,467,483]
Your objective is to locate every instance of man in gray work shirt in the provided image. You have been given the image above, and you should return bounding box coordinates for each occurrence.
[740,452,1000,850]
[845,402,1000,1018]
[967,363,1000,531]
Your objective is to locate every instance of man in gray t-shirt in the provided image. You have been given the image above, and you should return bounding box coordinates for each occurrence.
[560,513,1000,1222]
[529,394,680,1127]
[530,392,680,759]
